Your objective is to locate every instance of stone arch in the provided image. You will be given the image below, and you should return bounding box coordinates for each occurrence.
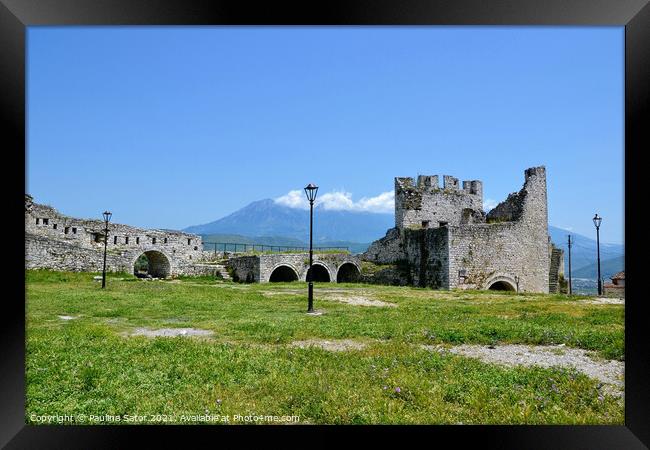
[485,274,517,291]
[336,261,362,283]
[269,264,300,282]
[304,262,332,282]
[132,250,172,278]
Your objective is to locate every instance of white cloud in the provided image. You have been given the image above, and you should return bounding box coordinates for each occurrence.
[483,198,499,211]
[274,190,394,213]
[274,190,309,209]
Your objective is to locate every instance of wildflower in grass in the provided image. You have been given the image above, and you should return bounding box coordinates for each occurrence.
[383,386,387,390]
[395,387,401,393]
[216,399,222,405]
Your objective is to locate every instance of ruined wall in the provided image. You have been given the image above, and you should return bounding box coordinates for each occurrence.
[363,227,405,264]
[448,167,550,293]
[401,228,450,289]
[395,175,484,229]
[228,255,261,282]
[25,195,204,276]
[26,234,129,273]
[549,245,565,293]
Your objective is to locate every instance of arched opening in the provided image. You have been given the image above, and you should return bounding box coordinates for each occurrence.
[133,250,171,278]
[269,265,299,282]
[488,280,516,291]
[306,264,331,282]
[337,262,361,283]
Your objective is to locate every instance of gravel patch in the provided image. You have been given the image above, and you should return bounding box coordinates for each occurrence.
[423,343,624,397]
[327,295,396,307]
[290,339,367,352]
[261,289,396,307]
[126,327,214,338]
[582,297,624,305]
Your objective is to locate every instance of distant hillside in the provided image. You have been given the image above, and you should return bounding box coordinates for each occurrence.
[548,227,624,280]
[184,199,393,243]
[571,255,625,281]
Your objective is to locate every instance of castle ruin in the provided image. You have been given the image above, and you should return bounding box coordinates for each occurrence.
[363,166,563,293]
[25,195,218,278]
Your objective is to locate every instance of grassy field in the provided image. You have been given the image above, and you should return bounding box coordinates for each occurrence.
[26,270,624,425]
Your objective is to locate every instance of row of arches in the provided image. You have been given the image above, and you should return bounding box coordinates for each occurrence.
[269,262,361,283]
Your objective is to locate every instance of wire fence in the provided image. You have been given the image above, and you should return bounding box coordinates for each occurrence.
[203,242,349,255]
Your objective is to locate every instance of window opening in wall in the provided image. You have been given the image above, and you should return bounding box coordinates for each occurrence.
[35,218,40,224]
[152,237,157,244]
[72,227,77,234]
[164,238,168,244]
[64,227,70,234]
[194,246,198,251]
[93,233,103,243]
[114,236,118,244]
[136,237,140,244]
[187,238,191,245]
[189,255,192,259]
[53,224,58,229]
[125,236,129,244]
[43,218,49,225]
[439,221,448,227]
[422,220,430,228]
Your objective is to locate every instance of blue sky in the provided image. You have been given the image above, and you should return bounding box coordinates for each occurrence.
[27,26,624,244]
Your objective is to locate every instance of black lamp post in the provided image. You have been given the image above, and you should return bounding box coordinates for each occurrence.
[304,183,318,312]
[101,211,112,289]
[593,213,602,295]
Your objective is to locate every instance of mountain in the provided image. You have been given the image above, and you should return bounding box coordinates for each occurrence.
[548,226,624,281]
[184,199,394,244]
[571,255,625,281]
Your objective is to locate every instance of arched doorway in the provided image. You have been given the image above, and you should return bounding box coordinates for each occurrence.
[269,265,299,282]
[336,262,361,283]
[487,280,516,291]
[133,250,171,278]
[306,264,331,282]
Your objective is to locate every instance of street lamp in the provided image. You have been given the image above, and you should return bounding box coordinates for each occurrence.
[304,183,318,312]
[593,213,602,295]
[101,211,112,289]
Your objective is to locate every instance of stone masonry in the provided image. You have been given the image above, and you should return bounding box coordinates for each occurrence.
[363,166,559,293]
[25,195,208,277]
[228,253,362,283]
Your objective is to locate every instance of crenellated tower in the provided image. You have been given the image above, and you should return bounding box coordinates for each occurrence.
[394,174,485,229]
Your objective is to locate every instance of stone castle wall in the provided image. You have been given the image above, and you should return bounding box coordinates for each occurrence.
[25,195,204,277]
[401,228,450,289]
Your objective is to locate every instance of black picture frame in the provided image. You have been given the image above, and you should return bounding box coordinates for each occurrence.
[2,0,648,447]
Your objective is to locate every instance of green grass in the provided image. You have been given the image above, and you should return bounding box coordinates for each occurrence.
[26,270,624,425]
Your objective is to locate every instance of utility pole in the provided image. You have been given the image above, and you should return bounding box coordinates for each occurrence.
[569,235,573,295]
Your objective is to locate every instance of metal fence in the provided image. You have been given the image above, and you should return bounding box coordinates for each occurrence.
[203,242,349,255]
